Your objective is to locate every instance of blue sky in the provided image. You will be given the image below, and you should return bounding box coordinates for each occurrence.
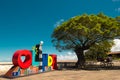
[0,0,120,61]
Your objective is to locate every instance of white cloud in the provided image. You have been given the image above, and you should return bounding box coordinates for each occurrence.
[112,0,120,2]
[54,19,64,27]
[57,52,77,61]
[0,57,11,62]
[111,39,120,52]
[115,8,120,12]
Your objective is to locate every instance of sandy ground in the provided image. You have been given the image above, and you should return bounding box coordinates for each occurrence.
[1,70,120,80]
[0,61,120,80]
[0,65,12,74]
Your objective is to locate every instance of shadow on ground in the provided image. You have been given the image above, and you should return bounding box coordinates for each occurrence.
[58,65,120,71]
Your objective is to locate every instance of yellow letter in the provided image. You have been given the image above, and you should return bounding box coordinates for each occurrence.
[48,56,53,67]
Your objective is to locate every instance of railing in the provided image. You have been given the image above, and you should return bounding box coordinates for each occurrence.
[57,61,76,69]
[57,61,114,69]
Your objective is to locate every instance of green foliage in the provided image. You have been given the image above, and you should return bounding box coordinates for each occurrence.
[52,13,120,52]
[116,16,120,22]
[116,16,120,31]
[85,40,114,60]
[85,51,98,61]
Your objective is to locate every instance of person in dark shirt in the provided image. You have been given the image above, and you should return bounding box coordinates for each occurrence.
[106,54,112,63]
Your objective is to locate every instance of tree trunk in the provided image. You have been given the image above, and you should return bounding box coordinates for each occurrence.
[75,49,85,69]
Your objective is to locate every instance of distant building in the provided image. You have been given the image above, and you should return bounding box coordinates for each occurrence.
[107,51,120,57]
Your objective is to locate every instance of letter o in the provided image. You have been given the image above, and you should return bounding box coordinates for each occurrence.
[12,50,32,69]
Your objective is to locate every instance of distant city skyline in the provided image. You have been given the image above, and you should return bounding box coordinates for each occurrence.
[0,0,120,61]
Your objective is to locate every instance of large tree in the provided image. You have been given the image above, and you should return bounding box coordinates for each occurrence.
[51,13,120,68]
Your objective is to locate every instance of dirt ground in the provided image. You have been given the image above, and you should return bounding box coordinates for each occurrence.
[1,70,120,80]
[1,61,120,80]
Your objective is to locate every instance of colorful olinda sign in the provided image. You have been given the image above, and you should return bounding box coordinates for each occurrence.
[4,42,57,78]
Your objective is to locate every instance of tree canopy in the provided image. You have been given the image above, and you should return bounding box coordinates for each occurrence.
[51,13,120,68]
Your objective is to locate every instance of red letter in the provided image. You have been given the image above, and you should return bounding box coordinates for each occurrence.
[12,50,32,69]
[49,54,57,70]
